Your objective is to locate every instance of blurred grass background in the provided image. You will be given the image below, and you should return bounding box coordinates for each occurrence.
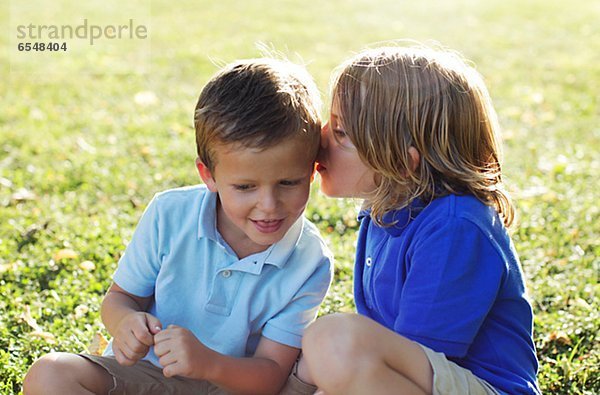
[1,0,598,393]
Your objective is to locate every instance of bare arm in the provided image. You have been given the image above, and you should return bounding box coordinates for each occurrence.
[101,283,162,365]
[101,283,151,330]
[210,336,299,394]
[154,328,299,395]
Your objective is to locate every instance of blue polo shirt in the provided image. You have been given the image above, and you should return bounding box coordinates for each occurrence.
[104,185,333,367]
[355,194,540,395]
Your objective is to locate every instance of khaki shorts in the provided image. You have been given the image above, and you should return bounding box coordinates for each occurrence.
[278,358,318,395]
[80,354,316,395]
[419,345,500,395]
[80,354,225,394]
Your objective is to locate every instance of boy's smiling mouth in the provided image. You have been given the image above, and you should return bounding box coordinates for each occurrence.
[250,218,285,233]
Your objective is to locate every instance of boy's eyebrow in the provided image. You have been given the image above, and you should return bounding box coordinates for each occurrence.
[230,172,313,184]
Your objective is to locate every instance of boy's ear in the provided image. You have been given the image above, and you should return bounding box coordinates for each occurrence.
[408,146,420,172]
[310,162,317,183]
[196,158,217,192]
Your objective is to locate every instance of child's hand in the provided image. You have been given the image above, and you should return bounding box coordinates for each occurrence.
[154,325,217,380]
[112,311,162,366]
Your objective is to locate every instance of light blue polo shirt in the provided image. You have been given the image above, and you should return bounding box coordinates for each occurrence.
[103,184,333,367]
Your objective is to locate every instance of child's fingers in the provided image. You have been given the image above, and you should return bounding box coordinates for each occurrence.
[153,328,170,344]
[153,338,168,357]
[158,349,177,369]
[120,335,148,360]
[113,343,137,366]
[162,365,175,378]
[162,361,180,378]
[153,324,179,344]
[146,314,163,335]
[132,324,154,347]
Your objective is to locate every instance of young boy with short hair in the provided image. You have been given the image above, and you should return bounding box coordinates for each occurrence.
[24,58,332,395]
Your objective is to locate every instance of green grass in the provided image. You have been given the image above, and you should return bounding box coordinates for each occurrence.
[1,0,598,393]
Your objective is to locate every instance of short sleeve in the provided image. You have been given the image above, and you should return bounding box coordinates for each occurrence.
[262,257,332,348]
[395,217,505,358]
[112,195,162,297]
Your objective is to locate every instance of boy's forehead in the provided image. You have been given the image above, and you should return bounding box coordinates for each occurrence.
[214,134,314,155]
[211,137,315,174]
[213,140,261,156]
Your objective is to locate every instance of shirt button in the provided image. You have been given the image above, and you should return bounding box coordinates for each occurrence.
[366,257,372,267]
[222,270,232,278]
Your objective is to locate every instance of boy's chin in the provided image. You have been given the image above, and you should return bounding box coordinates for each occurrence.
[248,233,286,250]
[248,226,286,245]
[321,189,350,199]
[321,185,368,200]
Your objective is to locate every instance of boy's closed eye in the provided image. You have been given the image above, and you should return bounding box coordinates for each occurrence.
[333,128,348,140]
[233,184,254,191]
[279,179,303,187]
[333,128,356,149]
[232,180,303,190]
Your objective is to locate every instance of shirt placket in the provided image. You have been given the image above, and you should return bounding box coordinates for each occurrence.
[205,267,243,316]
[363,232,388,311]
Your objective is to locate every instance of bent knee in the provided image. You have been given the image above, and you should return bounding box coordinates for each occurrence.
[23,353,65,394]
[23,352,89,394]
[304,314,373,356]
[302,314,377,385]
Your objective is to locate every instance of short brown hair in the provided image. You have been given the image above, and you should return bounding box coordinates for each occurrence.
[333,46,515,227]
[194,58,322,172]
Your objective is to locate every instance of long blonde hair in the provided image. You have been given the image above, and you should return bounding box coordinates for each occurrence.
[332,46,515,227]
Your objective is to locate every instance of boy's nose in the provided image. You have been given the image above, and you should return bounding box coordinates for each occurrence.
[258,190,279,212]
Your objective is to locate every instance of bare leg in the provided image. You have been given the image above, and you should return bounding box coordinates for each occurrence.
[23,352,114,395]
[302,313,433,395]
[295,354,315,385]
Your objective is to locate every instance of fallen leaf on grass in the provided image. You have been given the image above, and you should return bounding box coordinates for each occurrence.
[0,262,19,273]
[548,330,572,346]
[74,304,89,319]
[79,260,96,271]
[140,145,152,156]
[572,298,592,311]
[53,248,79,261]
[88,332,109,356]
[577,352,591,361]
[11,188,36,202]
[21,305,40,331]
[29,108,46,120]
[30,330,56,344]
[76,137,97,154]
[134,91,158,107]
[0,177,13,188]
[18,221,50,252]
[20,305,56,344]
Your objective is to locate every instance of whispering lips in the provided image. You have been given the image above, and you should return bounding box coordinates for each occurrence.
[316,163,326,172]
[251,218,284,233]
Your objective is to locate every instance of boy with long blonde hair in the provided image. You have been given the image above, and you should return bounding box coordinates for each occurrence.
[301,46,540,395]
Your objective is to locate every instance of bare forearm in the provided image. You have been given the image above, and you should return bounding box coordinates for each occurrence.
[205,353,291,395]
[100,289,145,336]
